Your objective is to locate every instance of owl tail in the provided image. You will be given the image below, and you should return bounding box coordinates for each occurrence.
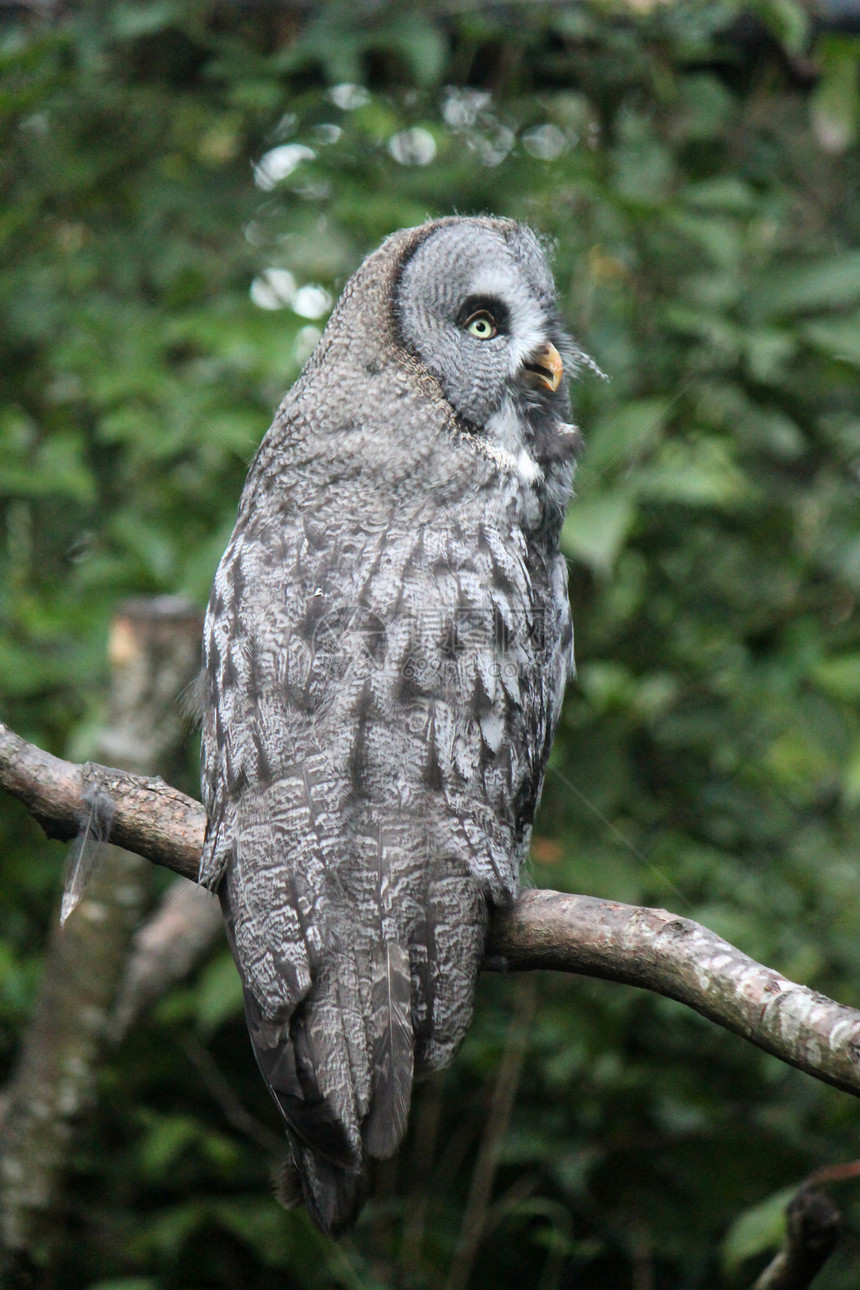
[282,941,413,1234]
[247,941,414,1236]
[243,985,365,1236]
[277,1141,369,1236]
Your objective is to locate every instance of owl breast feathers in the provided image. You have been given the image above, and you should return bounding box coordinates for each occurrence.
[199,216,585,1235]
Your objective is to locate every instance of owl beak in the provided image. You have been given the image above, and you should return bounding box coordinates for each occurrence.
[521,341,563,392]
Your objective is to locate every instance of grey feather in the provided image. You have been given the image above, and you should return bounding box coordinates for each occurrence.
[61,783,116,925]
[363,942,413,1158]
[200,216,586,1235]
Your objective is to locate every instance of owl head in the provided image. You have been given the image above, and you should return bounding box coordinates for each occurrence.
[394,217,576,437]
[263,217,584,516]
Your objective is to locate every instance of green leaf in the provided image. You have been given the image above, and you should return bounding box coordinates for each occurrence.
[844,740,860,808]
[635,438,752,508]
[110,2,180,39]
[684,177,756,213]
[752,251,860,318]
[673,74,734,142]
[577,398,672,480]
[139,1113,201,1177]
[813,654,860,701]
[612,133,674,207]
[576,661,636,713]
[741,329,796,383]
[194,950,244,1035]
[210,1198,293,1265]
[812,36,860,153]
[664,210,741,269]
[722,1186,795,1272]
[130,1202,207,1258]
[802,317,860,366]
[561,492,635,576]
[749,0,810,55]
[381,15,448,86]
[0,434,94,502]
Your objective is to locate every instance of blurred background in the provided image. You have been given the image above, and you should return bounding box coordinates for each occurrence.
[1,1,860,1286]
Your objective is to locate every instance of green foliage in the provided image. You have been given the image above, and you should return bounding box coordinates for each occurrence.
[2,1,860,1286]
[721,1185,796,1275]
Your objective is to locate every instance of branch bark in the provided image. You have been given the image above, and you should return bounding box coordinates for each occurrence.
[0,720,205,880]
[2,719,860,1101]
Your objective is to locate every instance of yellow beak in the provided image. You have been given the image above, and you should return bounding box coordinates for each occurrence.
[521,341,563,392]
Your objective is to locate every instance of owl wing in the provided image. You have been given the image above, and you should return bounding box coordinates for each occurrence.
[200,502,383,1232]
[311,516,570,1081]
[199,505,570,1234]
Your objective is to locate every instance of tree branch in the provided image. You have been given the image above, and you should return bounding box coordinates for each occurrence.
[487,894,860,1098]
[109,877,223,1042]
[3,720,860,1100]
[752,1188,840,1290]
[0,720,205,881]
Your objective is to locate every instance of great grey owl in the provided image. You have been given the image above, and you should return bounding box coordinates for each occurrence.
[199,216,583,1235]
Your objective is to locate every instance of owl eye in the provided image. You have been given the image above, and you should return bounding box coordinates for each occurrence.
[463,310,498,340]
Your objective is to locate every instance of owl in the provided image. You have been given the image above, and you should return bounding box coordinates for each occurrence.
[199,216,584,1235]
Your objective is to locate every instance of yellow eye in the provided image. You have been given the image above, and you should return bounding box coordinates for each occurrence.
[464,310,498,340]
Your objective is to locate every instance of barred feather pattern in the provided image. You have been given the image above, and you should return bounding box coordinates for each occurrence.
[200,218,581,1235]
